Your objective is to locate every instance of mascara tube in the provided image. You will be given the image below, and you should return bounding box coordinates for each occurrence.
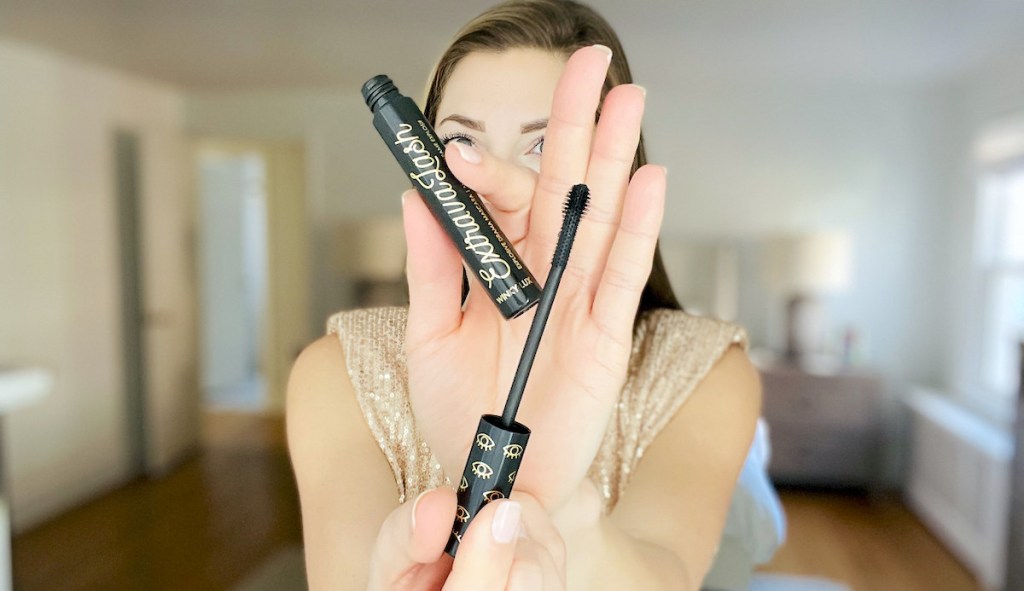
[362,75,541,319]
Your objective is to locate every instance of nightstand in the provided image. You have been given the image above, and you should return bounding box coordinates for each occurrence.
[756,358,884,489]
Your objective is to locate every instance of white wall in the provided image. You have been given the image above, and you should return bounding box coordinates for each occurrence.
[0,39,196,531]
[645,79,953,390]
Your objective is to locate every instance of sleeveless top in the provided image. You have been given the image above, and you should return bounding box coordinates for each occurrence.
[327,306,748,515]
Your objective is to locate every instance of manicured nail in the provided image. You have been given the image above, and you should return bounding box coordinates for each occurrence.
[660,165,669,177]
[632,84,647,98]
[401,192,408,206]
[492,501,521,544]
[410,489,429,530]
[452,141,481,164]
[592,44,613,62]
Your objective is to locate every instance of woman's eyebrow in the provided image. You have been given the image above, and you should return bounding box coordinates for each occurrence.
[520,119,548,134]
[438,114,485,131]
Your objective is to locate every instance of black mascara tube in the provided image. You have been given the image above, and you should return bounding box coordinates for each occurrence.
[362,75,541,319]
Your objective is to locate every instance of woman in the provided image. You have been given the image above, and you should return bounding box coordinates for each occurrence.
[287,1,761,589]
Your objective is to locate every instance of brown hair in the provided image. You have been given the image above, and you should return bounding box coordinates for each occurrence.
[424,0,682,318]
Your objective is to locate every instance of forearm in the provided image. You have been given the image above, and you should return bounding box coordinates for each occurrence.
[561,511,693,591]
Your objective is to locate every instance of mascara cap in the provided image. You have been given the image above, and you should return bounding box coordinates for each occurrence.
[445,414,530,556]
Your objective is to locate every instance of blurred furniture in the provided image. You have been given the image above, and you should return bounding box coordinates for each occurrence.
[905,386,1012,589]
[762,231,852,363]
[1007,342,1024,590]
[757,361,883,488]
[0,367,54,591]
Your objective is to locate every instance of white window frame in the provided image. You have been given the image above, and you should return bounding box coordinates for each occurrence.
[974,154,1024,401]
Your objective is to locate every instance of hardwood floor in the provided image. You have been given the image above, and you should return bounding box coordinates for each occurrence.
[12,412,302,591]
[13,412,983,590]
[758,490,983,591]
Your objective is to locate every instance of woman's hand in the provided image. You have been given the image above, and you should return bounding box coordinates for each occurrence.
[403,44,666,516]
[367,488,567,591]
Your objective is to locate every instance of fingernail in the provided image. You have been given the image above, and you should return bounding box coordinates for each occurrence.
[410,489,429,531]
[452,141,481,164]
[492,501,521,544]
[401,191,409,206]
[632,84,647,98]
[660,165,669,177]
[592,44,613,62]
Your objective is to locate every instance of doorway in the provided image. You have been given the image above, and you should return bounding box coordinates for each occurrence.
[197,151,268,410]
[192,141,310,415]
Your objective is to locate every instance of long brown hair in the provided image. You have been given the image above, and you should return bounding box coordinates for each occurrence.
[424,0,682,318]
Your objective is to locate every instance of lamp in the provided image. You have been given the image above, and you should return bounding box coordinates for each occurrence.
[332,217,407,306]
[762,231,852,364]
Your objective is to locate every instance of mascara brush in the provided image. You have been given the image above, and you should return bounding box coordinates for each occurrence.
[446,183,591,556]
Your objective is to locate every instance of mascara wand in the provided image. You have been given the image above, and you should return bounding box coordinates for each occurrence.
[446,184,591,556]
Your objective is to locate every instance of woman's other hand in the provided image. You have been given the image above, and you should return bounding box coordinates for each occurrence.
[367,488,566,591]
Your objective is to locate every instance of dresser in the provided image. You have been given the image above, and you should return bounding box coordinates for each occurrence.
[757,360,884,489]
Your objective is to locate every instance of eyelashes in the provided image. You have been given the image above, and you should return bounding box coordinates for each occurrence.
[439,132,544,156]
[440,131,475,147]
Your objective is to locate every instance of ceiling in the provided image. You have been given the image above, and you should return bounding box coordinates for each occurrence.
[1,0,1023,91]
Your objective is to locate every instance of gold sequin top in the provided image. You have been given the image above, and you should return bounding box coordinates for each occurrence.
[327,306,748,515]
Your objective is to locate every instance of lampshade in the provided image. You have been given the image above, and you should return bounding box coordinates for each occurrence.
[763,231,853,295]
[332,217,407,280]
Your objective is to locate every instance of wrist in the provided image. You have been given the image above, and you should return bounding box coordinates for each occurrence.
[549,478,603,538]
[555,490,692,591]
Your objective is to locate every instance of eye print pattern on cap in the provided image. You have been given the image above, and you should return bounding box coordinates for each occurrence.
[455,505,470,523]
[471,461,494,479]
[459,476,468,492]
[482,490,505,503]
[503,444,524,459]
[476,433,495,451]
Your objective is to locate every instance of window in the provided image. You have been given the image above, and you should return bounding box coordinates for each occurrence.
[977,160,1024,397]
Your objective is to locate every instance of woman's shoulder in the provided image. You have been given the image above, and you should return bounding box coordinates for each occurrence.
[326,306,409,340]
[286,324,407,586]
[637,306,747,334]
[632,308,749,364]
[290,305,410,444]
[625,308,755,431]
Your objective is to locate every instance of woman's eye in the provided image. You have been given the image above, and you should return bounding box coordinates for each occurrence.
[528,136,544,156]
[441,132,475,147]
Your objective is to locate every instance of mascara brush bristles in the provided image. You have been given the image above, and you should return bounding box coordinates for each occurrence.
[553,184,590,267]
[501,183,590,427]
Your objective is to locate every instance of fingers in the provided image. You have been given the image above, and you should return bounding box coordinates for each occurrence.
[444,141,538,245]
[591,164,666,343]
[403,189,463,347]
[443,500,522,590]
[528,44,612,266]
[368,488,456,588]
[507,537,564,591]
[512,492,567,587]
[572,84,646,292]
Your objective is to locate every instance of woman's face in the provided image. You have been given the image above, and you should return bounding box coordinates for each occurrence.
[435,48,566,175]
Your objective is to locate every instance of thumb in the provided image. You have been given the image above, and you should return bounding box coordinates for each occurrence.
[367,487,457,588]
[444,141,537,246]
